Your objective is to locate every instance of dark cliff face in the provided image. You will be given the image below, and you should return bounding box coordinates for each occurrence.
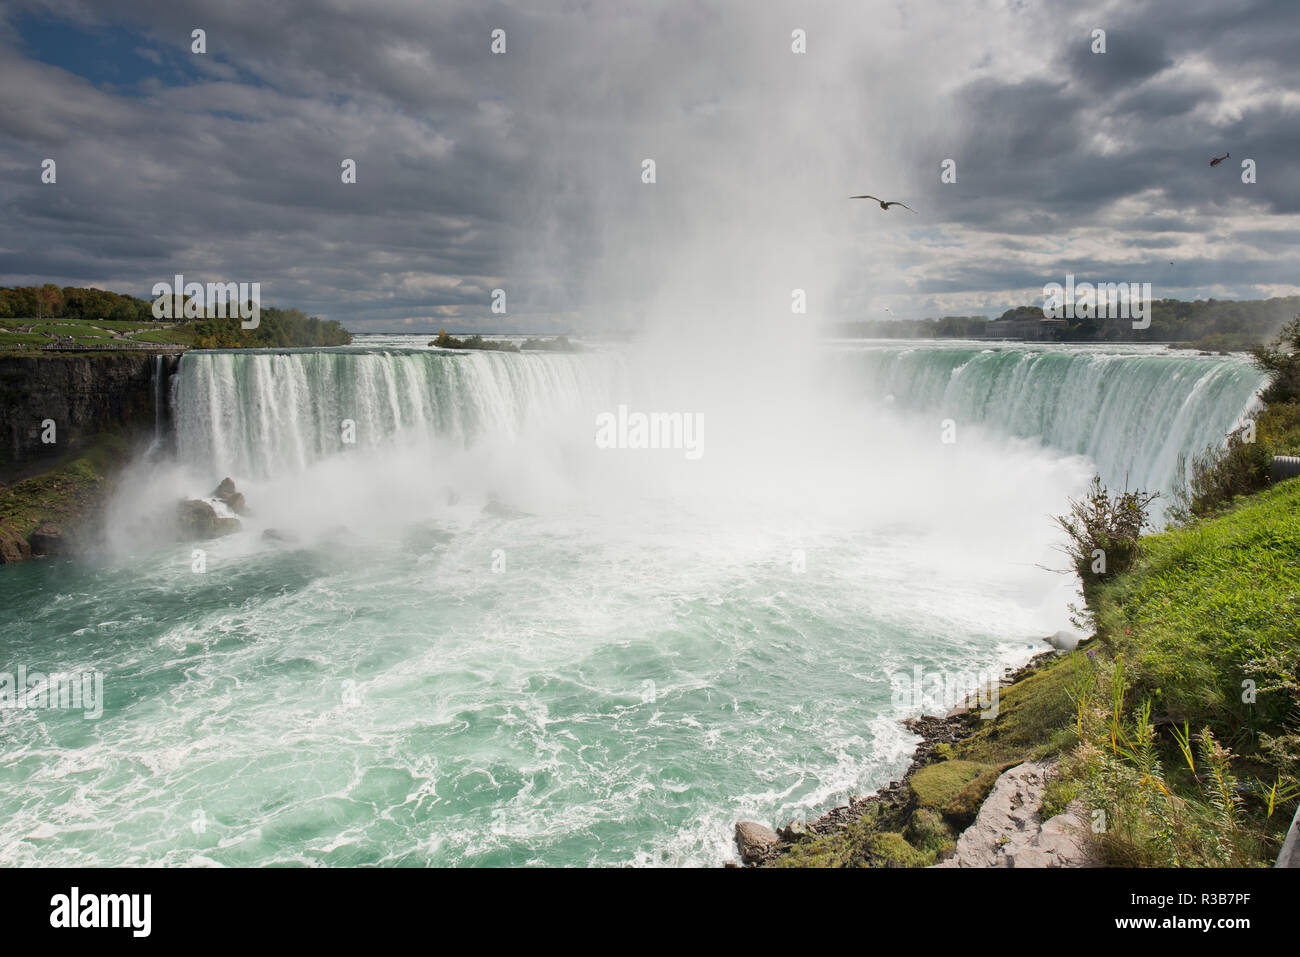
[0,353,175,481]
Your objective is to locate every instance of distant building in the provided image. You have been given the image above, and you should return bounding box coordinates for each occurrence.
[983,316,1067,340]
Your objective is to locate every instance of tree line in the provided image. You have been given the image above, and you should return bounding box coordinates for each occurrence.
[1,286,351,348]
[829,296,1300,345]
[0,285,155,321]
[192,308,351,348]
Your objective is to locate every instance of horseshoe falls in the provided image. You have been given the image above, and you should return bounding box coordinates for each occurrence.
[0,338,1265,867]
[833,341,1264,501]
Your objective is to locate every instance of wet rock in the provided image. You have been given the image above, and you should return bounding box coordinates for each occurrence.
[212,477,247,515]
[28,523,66,556]
[735,821,781,865]
[262,528,298,544]
[177,499,241,540]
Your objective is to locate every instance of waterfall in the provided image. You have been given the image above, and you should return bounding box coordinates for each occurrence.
[170,342,1265,502]
[171,348,624,477]
[151,353,165,440]
[835,343,1266,496]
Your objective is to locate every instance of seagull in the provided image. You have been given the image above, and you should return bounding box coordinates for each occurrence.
[850,195,915,211]
[1210,152,1229,167]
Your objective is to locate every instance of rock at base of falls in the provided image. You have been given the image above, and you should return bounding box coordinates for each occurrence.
[176,499,241,541]
[212,476,248,515]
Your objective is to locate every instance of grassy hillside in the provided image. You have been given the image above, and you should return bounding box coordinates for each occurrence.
[0,316,196,351]
[1065,479,1300,866]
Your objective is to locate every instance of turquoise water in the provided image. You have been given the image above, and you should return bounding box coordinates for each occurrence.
[0,339,1265,866]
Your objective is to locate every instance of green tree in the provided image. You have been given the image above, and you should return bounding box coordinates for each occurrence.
[1252,316,1300,406]
[34,284,63,320]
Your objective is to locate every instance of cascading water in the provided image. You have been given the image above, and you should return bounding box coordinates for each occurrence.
[0,337,1267,867]
[833,341,1265,501]
[151,353,165,440]
[171,348,625,478]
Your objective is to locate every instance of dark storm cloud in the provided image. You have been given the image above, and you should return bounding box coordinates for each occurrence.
[1065,28,1174,94]
[0,0,1296,330]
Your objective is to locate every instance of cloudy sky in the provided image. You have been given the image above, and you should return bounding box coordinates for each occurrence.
[0,0,1297,333]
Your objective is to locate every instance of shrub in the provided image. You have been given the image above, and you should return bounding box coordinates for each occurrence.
[905,807,956,855]
[1252,316,1300,406]
[1055,477,1157,606]
[1074,690,1298,867]
[430,329,519,352]
[1170,424,1272,522]
[868,831,930,867]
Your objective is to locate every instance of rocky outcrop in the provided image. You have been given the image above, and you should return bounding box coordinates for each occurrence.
[0,353,174,481]
[28,523,68,556]
[212,477,247,515]
[931,761,1091,868]
[735,821,781,864]
[176,499,241,540]
[174,479,251,541]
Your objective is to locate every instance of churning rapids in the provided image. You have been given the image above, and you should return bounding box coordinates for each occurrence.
[0,337,1265,866]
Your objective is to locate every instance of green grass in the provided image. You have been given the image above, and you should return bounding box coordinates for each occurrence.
[905,807,957,856]
[74,319,158,333]
[1066,478,1300,866]
[950,657,1080,764]
[0,330,51,347]
[125,327,196,345]
[0,318,153,332]
[1096,478,1300,738]
[909,760,994,809]
[31,323,117,339]
[1,315,316,350]
[0,318,196,350]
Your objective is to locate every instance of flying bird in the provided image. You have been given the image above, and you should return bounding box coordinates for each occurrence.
[850,195,915,211]
[1210,152,1229,167]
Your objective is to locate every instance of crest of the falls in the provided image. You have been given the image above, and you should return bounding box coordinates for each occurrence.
[834,342,1265,497]
[173,342,1263,499]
